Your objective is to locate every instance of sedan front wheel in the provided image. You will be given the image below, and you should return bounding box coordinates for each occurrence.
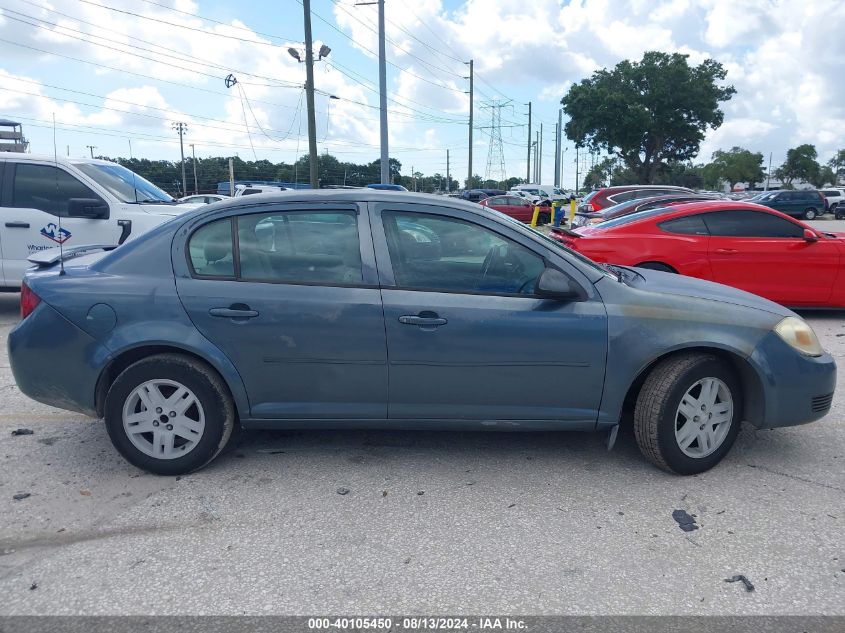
[633,353,742,475]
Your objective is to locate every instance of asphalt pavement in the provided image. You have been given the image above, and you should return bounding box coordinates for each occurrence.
[1,227,844,615]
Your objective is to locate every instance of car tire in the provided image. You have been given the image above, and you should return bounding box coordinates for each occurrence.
[104,353,237,475]
[635,261,676,273]
[803,207,818,220]
[633,353,742,475]
[538,212,551,225]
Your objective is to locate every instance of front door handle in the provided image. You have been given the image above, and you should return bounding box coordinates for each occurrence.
[209,306,259,319]
[5,222,30,228]
[715,248,739,254]
[399,314,447,327]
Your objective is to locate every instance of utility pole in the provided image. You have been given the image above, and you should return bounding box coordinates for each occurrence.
[302,0,319,189]
[446,149,450,193]
[412,165,415,191]
[533,134,539,183]
[378,0,389,184]
[466,59,474,189]
[538,123,543,184]
[765,152,772,191]
[86,145,96,158]
[526,101,532,183]
[190,143,198,194]
[554,109,562,188]
[128,139,133,159]
[575,145,580,193]
[172,122,187,195]
[228,157,235,196]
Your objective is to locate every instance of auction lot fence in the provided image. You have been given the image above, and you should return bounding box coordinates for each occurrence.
[1,617,843,633]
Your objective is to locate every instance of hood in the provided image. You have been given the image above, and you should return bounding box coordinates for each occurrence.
[627,266,793,317]
[138,202,202,216]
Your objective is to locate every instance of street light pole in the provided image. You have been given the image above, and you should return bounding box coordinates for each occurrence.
[466,59,474,189]
[190,143,198,194]
[302,0,319,189]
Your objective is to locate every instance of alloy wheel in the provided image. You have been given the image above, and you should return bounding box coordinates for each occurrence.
[674,377,733,458]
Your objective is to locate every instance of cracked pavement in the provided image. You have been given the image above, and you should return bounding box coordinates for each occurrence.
[0,258,843,615]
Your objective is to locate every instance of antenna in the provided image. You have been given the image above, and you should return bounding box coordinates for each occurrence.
[52,113,65,276]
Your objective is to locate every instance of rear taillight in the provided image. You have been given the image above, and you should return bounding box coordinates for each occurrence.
[20,282,41,320]
[590,199,602,211]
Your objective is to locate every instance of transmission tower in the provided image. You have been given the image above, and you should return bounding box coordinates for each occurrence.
[480,100,510,187]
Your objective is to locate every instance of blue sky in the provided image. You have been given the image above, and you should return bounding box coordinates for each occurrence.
[1,0,843,189]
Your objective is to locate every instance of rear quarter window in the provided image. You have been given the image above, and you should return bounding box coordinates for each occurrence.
[658,215,709,235]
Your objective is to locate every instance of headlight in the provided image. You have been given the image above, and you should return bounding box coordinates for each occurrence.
[774,317,823,357]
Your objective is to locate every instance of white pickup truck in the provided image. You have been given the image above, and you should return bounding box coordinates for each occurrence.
[0,154,199,290]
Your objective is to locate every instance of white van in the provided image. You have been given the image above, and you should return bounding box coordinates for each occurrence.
[233,184,289,197]
[0,154,199,289]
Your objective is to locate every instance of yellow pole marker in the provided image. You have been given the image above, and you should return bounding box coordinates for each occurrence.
[531,205,540,227]
[569,198,577,225]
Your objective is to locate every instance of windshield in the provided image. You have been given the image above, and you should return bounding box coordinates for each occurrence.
[75,162,174,203]
[485,208,615,279]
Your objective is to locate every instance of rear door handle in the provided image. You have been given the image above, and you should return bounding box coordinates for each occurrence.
[399,315,448,327]
[5,222,30,228]
[209,306,259,319]
[715,248,739,254]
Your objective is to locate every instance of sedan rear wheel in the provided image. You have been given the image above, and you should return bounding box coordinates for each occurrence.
[105,354,236,475]
[634,353,742,475]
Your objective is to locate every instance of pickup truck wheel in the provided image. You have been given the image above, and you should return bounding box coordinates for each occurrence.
[633,353,742,475]
[803,207,818,220]
[104,354,236,475]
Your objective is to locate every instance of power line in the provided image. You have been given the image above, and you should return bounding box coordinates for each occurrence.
[75,0,294,47]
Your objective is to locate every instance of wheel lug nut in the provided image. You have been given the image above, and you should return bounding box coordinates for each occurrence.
[169,411,176,417]
[156,407,162,414]
[166,424,173,431]
[153,421,159,427]
[694,416,699,422]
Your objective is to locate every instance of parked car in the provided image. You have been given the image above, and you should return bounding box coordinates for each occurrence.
[511,184,571,202]
[478,194,547,223]
[571,193,722,227]
[459,189,501,202]
[178,194,228,205]
[819,189,845,216]
[552,200,845,307]
[577,185,696,214]
[366,183,408,191]
[234,185,289,197]
[0,154,200,289]
[9,191,834,476]
[754,189,828,220]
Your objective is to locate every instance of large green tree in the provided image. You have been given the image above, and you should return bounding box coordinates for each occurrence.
[561,51,735,183]
[774,144,819,187]
[707,146,765,190]
[828,149,845,182]
[810,165,836,189]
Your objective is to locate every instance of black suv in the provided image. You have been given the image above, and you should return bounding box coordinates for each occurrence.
[755,190,828,220]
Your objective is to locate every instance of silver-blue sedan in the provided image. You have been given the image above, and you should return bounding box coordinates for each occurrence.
[8,191,836,475]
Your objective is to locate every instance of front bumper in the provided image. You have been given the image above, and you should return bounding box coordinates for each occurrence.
[749,331,837,429]
[8,301,108,417]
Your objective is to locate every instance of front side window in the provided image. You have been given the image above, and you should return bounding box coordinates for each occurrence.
[702,210,803,238]
[237,211,362,284]
[12,163,101,216]
[383,211,545,295]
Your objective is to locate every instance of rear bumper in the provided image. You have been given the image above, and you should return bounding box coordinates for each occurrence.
[8,302,107,417]
[749,332,836,429]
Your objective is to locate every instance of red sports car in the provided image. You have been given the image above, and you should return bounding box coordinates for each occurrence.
[478,194,549,224]
[551,200,845,308]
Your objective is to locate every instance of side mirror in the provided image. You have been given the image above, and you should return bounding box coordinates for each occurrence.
[803,228,819,242]
[67,198,110,219]
[535,268,581,301]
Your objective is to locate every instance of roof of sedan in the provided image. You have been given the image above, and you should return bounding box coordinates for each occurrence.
[208,189,486,212]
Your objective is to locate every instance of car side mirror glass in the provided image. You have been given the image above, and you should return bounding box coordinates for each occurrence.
[67,198,109,219]
[535,268,581,300]
[803,228,819,242]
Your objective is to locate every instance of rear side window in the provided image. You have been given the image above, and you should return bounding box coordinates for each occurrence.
[659,215,709,235]
[12,163,101,216]
[702,210,803,238]
[189,218,235,278]
[241,188,261,196]
[237,211,362,285]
